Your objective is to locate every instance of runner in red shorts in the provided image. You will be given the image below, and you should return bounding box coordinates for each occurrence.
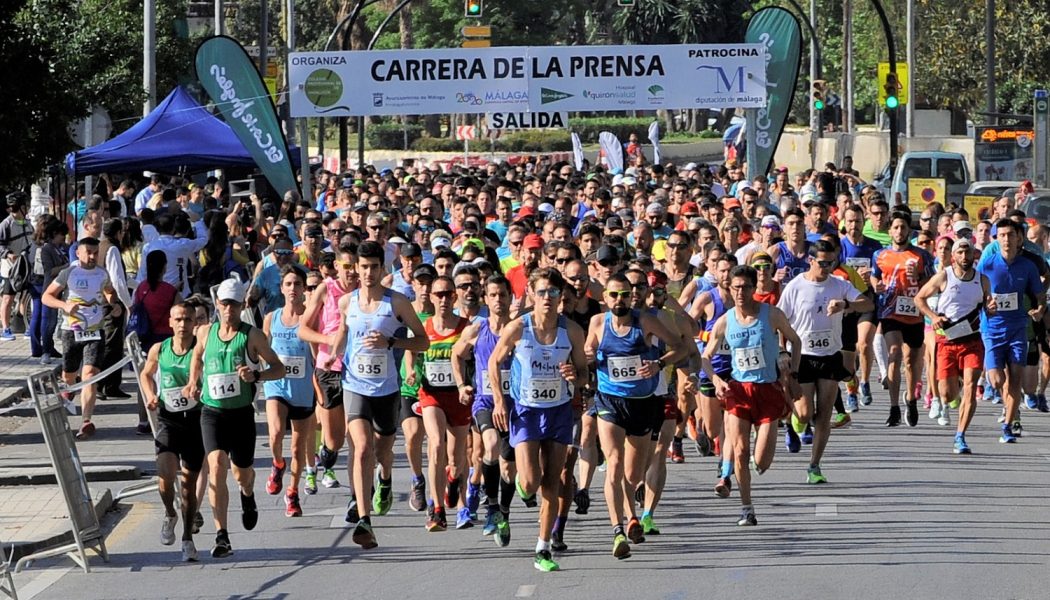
[915,238,995,454]
[702,265,801,526]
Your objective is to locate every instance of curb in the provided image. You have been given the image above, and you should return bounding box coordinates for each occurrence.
[0,466,140,487]
[9,487,114,563]
[0,364,62,411]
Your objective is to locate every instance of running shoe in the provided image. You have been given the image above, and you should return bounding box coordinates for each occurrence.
[612,533,631,559]
[372,478,393,516]
[1025,394,1039,410]
[321,468,340,489]
[640,514,661,535]
[494,512,511,547]
[953,434,971,455]
[790,413,807,434]
[949,397,961,410]
[456,506,474,530]
[285,491,302,517]
[573,488,590,515]
[534,550,559,572]
[626,517,645,543]
[211,530,233,558]
[193,511,204,534]
[466,482,481,520]
[352,519,378,549]
[266,462,285,495]
[304,470,318,495]
[240,493,258,530]
[886,405,902,427]
[515,474,537,508]
[344,498,360,524]
[1038,394,1050,413]
[409,475,426,512]
[845,392,859,413]
[482,505,500,536]
[831,413,851,428]
[695,431,713,457]
[551,530,568,552]
[991,391,1003,405]
[1000,425,1017,444]
[938,407,950,427]
[785,427,801,453]
[923,393,933,412]
[997,409,1007,424]
[714,476,732,498]
[75,421,96,440]
[801,424,814,444]
[806,466,828,484]
[182,540,199,562]
[737,510,758,526]
[905,400,919,427]
[445,467,461,508]
[430,507,449,532]
[669,438,685,463]
[160,514,177,546]
[0,328,15,341]
[928,402,941,421]
[1011,420,1023,437]
[860,381,873,406]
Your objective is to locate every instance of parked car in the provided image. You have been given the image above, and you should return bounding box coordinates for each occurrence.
[1019,190,1050,224]
[873,151,971,208]
[965,180,1025,198]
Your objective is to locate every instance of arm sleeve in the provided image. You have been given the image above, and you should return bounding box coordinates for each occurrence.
[106,247,133,309]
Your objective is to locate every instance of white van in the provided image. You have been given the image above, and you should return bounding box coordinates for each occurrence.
[873,151,971,208]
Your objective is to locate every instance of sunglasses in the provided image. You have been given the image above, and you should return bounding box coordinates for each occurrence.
[555,257,571,264]
[666,242,689,249]
[752,262,773,270]
[456,282,480,290]
[270,232,287,239]
[629,282,649,290]
[338,261,354,269]
[433,290,455,299]
[509,240,523,247]
[815,259,835,268]
[274,248,294,257]
[306,232,323,238]
[568,275,589,283]
[534,287,562,299]
[598,259,619,268]
[368,225,383,231]
[723,227,740,233]
[306,285,318,292]
[652,288,667,296]
[606,290,631,299]
[328,229,345,236]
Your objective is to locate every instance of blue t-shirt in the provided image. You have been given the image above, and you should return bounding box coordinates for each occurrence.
[486,221,508,242]
[839,235,884,271]
[977,250,1042,338]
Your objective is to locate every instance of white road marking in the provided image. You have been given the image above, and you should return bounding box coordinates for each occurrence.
[15,566,71,600]
[516,584,536,597]
[814,503,839,517]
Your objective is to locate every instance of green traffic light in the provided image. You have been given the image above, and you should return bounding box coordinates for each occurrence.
[814,99,825,110]
[886,96,899,109]
[468,2,480,13]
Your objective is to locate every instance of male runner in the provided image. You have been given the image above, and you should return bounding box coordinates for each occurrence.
[399,264,436,512]
[586,272,686,558]
[263,266,315,517]
[330,241,427,547]
[490,268,589,572]
[183,278,285,558]
[915,238,994,453]
[704,266,801,526]
[778,241,871,483]
[839,204,883,407]
[140,303,204,561]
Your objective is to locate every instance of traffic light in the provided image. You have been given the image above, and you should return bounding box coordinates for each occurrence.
[812,79,826,111]
[464,0,483,17]
[884,72,900,109]
[618,0,636,5]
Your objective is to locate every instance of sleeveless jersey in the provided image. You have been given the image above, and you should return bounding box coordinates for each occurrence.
[156,337,197,416]
[341,289,401,396]
[201,322,256,410]
[700,289,732,376]
[315,278,349,372]
[596,310,656,399]
[773,240,811,285]
[725,304,779,384]
[400,310,432,398]
[389,270,415,301]
[263,308,315,406]
[474,318,511,402]
[648,307,671,397]
[420,316,469,392]
[510,314,573,408]
[937,267,984,341]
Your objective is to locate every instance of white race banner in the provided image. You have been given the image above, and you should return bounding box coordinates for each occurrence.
[289,44,766,117]
[486,111,568,130]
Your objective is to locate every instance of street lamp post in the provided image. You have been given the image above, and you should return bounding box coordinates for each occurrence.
[869,0,899,178]
[357,0,414,169]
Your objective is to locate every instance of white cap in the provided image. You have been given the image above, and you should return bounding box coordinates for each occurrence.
[612,174,625,186]
[431,236,452,252]
[953,220,973,233]
[538,202,555,214]
[684,162,698,171]
[216,278,247,304]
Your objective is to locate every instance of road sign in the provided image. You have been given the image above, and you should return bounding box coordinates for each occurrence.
[455,125,477,141]
[461,25,492,37]
[964,194,997,221]
[461,39,491,48]
[906,177,945,212]
[877,62,909,106]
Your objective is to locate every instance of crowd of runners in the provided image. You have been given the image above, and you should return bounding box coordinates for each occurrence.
[19,154,1050,570]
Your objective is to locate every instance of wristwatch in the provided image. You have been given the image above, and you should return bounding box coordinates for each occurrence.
[656,358,667,369]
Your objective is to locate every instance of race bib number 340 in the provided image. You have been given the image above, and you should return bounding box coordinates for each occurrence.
[525,378,562,403]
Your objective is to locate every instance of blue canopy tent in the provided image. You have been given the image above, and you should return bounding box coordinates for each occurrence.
[65,86,299,176]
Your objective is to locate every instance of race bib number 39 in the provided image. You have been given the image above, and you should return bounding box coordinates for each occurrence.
[894,296,918,317]
[162,387,197,412]
[994,292,1018,312]
[424,360,455,387]
[734,346,766,372]
[207,373,240,400]
[353,352,388,379]
[608,355,644,382]
[279,355,306,379]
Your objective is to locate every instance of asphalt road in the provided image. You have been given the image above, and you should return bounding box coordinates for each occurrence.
[13,390,1050,600]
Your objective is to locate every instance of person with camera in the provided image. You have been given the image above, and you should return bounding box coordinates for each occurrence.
[0,192,34,341]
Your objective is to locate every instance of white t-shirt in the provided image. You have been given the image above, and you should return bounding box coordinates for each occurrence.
[777,274,863,356]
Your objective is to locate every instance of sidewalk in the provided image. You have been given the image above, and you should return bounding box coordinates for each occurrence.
[0,340,149,563]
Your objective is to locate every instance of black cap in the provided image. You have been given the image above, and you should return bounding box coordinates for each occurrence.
[401,242,422,258]
[78,236,100,246]
[412,263,437,280]
[605,216,624,230]
[596,244,621,264]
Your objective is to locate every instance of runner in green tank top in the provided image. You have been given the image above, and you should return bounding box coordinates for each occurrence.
[139,303,204,562]
[183,278,286,559]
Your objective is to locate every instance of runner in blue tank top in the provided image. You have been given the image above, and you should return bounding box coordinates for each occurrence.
[769,209,811,285]
[586,271,687,561]
[688,252,738,498]
[262,267,316,518]
[703,265,802,529]
[488,268,588,573]
[451,275,517,547]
